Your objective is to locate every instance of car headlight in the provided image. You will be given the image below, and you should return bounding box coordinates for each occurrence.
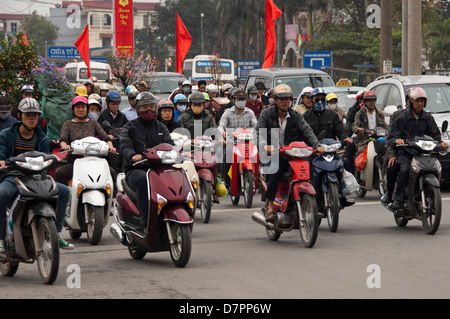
[157,150,178,164]
[16,156,53,171]
[285,147,313,158]
[83,142,102,155]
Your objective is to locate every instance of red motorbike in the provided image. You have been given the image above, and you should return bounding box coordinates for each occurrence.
[228,128,259,208]
[110,128,195,268]
[253,142,320,248]
[192,135,218,224]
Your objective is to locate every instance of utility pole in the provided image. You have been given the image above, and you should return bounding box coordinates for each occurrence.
[407,0,422,75]
[402,0,408,76]
[380,0,393,74]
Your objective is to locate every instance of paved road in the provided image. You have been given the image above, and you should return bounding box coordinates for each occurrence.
[3,186,450,300]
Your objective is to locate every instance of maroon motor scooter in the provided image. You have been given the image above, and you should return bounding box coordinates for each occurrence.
[192,135,218,224]
[252,141,320,248]
[110,128,195,268]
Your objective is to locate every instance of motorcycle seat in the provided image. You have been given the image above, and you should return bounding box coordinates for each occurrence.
[122,179,138,204]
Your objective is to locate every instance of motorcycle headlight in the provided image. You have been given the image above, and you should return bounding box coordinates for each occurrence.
[416,140,437,152]
[197,139,214,149]
[235,133,254,140]
[157,150,178,164]
[173,138,185,151]
[16,156,53,171]
[285,147,313,158]
[322,143,341,153]
[83,142,102,155]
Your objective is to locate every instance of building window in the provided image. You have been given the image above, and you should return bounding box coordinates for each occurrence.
[90,13,100,28]
[102,37,112,47]
[103,14,111,27]
[11,23,17,34]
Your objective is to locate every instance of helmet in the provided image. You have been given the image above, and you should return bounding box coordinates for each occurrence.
[157,98,175,110]
[0,96,11,112]
[327,93,338,102]
[189,91,205,104]
[363,91,377,101]
[88,99,101,107]
[202,92,210,101]
[106,90,121,103]
[135,92,156,109]
[75,86,88,97]
[273,84,293,98]
[247,85,258,94]
[408,87,428,105]
[89,76,98,82]
[84,80,94,87]
[126,85,137,95]
[229,87,239,98]
[221,83,233,93]
[127,88,139,98]
[21,84,34,93]
[174,93,188,105]
[182,80,192,87]
[88,93,101,101]
[19,98,41,114]
[311,87,326,97]
[233,90,246,99]
[356,88,367,101]
[99,83,110,92]
[72,96,88,107]
[300,86,314,99]
[255,81,266,90]
[206,84,218,93]
[178,78,186,86]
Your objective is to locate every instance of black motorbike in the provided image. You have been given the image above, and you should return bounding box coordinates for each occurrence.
[0,151,61,284]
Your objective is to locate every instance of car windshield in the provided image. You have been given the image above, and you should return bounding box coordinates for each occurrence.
[275,76,334,97]
[405,83,450,113]
[150,77,183,93]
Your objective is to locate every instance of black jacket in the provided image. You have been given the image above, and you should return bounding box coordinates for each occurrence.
[177,108,221,140]
[98,108,129,129]
[119,117,174,172]
[256,105,320,149]
[303,108,348,142]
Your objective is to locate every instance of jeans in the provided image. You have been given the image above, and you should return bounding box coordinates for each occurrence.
[126,168,149,225]
[395,153,413,203]
[0,176,70,239]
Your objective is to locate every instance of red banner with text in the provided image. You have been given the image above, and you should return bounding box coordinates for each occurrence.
[114,0,134,57]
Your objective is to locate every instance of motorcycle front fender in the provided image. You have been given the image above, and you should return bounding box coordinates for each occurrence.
[321,173,338,193]
[26,202,56,225]
[81,190,106,206]
[163,206,193,224]
[293,181,316,201]
[421,174,440,188]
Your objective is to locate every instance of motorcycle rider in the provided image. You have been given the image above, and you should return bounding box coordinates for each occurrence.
[173,93,188,122]
[157,99,181,133]
[255,81,270,106]
[97,90,129,129]
[0,98,74,251]
[84,80,95,96]
[246,85,264,118]
[303,88,355,209]
[256,84,323,223]
[218,89,257,188]
[352,91,389,157]
[345,89,366,174]
[294,86,314,114]
[326,92,347,121]
[119,92,174,227]
[0,96,18,131]
[122,86,139,121]
[99,83,109,97]
[388,87,448,210]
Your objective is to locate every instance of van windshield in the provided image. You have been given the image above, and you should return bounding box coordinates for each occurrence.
[274,76,334,97]
[79,68,110,81]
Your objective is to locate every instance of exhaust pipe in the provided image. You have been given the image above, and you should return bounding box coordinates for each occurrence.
[252,211,274,227]
[110,223,124,243]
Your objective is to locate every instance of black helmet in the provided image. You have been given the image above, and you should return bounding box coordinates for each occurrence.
[248,85,258,94]
[189,91,205,104]
[135,92,157,109]
[255,81,265,90]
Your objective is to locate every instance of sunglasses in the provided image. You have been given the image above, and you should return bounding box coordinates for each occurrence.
[314,98,326,103]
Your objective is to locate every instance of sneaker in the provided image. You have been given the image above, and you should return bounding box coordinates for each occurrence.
[0,239,5,253]
[58,235,75,250]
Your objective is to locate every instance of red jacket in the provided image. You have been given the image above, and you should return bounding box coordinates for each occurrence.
[245,99,264,117]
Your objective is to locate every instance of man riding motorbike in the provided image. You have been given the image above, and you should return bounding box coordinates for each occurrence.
[119,92,174,227]
[97,90,129,129]
[388,87,448,210]
[256,84,323,223]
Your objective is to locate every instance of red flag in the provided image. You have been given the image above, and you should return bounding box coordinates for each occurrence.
[22,33,28,45]
[75,25,91,78]
[176,13,192,74]
[262,0,283,69]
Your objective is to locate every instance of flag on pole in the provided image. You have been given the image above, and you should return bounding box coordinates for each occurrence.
[262,0,283,69]
[75,25,91,78]
[176,13,192,74]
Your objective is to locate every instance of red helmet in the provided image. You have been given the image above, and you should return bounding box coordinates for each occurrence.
[363,91,377,101]
[408,87,428,106]
[356,89,367,101]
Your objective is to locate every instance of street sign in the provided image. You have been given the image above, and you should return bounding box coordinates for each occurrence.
[48,46,81,60]
[237,60,260,80]
[303,51,332,70]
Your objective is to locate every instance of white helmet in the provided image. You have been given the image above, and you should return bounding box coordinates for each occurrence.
[408,87,428,105]
[300,86,314,99]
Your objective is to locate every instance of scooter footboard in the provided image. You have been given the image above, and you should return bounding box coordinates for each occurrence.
[162,205,193,224]
[293,182,316,200]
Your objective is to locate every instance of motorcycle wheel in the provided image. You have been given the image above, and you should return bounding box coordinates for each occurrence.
[85,204,104,245]
[169,222,191,268]
[0,261,19,278]
[243,170,254,209]
[200,180,212,224]
[264,200,281,241]
[326,183,340,233]
[355,172,367,198]
[298,195,319,248]
[394,213,408,227]
[36,217,60,285]
[421,185,442,235]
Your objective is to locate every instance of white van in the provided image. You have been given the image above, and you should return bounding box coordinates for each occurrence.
[64,62,113,84]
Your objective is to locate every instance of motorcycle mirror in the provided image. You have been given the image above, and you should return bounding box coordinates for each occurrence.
[442,121,448,134]
[128,126,138,142]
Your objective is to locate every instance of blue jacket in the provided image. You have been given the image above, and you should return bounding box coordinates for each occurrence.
[0,115,18,132]
[0,122,49,180]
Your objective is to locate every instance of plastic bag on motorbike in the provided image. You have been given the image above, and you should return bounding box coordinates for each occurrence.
[355,146,368,172]
[342,170,359,196]
[216,175,228,197]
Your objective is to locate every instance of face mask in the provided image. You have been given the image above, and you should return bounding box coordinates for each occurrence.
[139,109,156,122]
[88,112,99,121]
[0,112,10,120]
[313,100,327,112]
[183,87,191,94]
[249,95,257,102]
[235,101,246,110]
[327,103,338,111]
[177,104,187,113]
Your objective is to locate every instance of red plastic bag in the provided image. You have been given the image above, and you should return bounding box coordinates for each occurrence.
[355,146,368,172]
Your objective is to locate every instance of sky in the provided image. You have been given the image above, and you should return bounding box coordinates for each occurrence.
[0,0,163,16]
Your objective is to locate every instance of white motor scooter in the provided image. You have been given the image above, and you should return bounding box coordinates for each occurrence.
[65,136,113,245]
[171,132,199,215]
